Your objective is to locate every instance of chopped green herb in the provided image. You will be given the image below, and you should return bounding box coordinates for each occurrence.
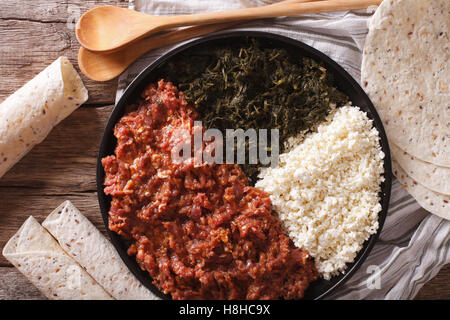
[164,39,349,183]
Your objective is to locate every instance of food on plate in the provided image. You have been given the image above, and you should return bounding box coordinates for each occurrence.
[102,80,318,300]
[42,200,157,300]
[164,39,349,182]
[256,106,385,279]
[391,144,450,195]
[392,161,450,220]
[2,216,112,300]
[361,0,449,167]
[101,38,388,298]
[0,57,88,178]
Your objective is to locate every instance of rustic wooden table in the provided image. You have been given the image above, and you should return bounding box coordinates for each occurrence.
[0,0,448,300]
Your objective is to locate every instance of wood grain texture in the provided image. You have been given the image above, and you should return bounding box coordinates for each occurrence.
[0,105,113,192]
[0,0,128,104]
[0,105,114,266]
[0,0,448,301]
[415,264,450,300]
[0,268,45,300]
[0,0,129,22]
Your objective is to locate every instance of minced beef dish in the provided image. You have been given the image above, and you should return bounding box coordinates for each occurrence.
[102,80,318,299]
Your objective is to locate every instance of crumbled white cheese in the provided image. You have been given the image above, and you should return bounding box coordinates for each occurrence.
[256,106,385,279]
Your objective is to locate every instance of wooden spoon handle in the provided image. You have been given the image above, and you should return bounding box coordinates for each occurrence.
[79,0,322,81]
[159,0,381,29]
[144,0,322,50]
[134,0,321,52]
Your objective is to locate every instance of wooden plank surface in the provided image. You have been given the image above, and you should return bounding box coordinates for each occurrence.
[0,106,114,267]
[415,264,450,300]
[0,0,448,300]
[0,0,128,22]
[0,268,45,300]
[0,0,128,104]
[0,106,113,193]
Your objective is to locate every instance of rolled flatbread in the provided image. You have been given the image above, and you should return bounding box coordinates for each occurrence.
[0,57,88,178]
[392,160,449,220]
[391,144,450,195]
[362,0,449,166]
[2,216,113,300]
[42,201,158,300]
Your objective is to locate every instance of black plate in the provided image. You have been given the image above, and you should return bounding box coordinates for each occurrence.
[97,31,392,300]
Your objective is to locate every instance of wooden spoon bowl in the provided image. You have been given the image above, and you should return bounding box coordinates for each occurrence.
[77,0,307,81]
[76,0,381,53]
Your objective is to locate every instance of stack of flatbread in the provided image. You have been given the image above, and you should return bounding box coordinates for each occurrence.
[362,0,449,220]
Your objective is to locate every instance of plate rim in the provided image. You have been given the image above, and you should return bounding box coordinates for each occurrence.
[97,30,392,300]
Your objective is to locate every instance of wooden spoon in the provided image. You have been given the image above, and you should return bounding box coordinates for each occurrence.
[78,0,315,81]
[79,22,243,81]
[76,0,381,53]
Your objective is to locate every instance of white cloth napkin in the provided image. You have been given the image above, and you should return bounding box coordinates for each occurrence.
[117,0,450,300]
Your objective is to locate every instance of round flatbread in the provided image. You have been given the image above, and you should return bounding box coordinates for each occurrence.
[0,57,88,179]
[392,160,449,220]
[362,0,450,166]
[391,143,450,195]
